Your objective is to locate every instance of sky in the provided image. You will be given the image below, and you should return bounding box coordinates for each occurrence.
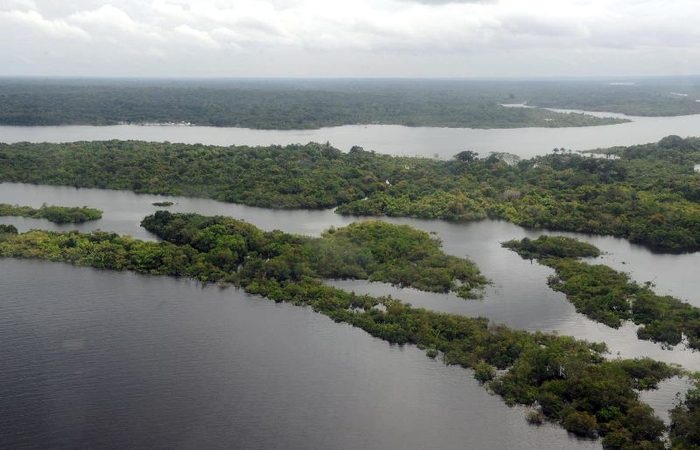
[1,0,699,78]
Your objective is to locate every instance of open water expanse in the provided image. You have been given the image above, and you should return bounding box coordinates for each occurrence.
[1,109,700,159]
[1,115,699,449]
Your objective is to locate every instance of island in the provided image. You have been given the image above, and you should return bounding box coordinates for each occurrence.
[503,235,700,350]
[0,204,103,224]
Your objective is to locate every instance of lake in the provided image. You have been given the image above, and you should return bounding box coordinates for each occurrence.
[2,115,700,449]
[1,181,697,449]
[1,109,700,159]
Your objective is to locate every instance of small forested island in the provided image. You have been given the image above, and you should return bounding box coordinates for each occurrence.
[503,236,700,350]
[0,204,102,224]
[152,201,174,207]
[0,211,695,449]
[1,135,699,251]
[0,212,488,298]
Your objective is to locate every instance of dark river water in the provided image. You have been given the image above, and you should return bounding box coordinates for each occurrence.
[1,182,698,449]
[1,108,700,159]
[2,259,599,450]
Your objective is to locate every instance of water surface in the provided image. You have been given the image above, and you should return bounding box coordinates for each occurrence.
[1,110,699,159]
[2,183,699,366]
[1,258,600,450]
[2,182,698,448]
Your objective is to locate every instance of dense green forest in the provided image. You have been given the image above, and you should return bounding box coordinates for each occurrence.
[2,78,699,130]
[0,79,628,129]
[670,377,700,449]
[0,224,18,234]
[503,236,700,350]
[0,212,691,449]
[515,79,700,117]
[2,136,700,250]
[0,211,488,298]
[141,213,489,298]
[502,235,601,259]
[0,203,102,223]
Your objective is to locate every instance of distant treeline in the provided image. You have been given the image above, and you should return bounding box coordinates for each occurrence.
[521,81,700,116]
[0,212,692,449]
[1,135,699,251]
[0,79,630,129]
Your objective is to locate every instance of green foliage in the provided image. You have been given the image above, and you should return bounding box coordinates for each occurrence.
[526,409,546,425]
[504,236,700,350]
[474,361,496,383]
[454,150,480,162]
[601,405,666,450]
[502,235,601,259]
[546,259,637,328]
[0,224,18,234]
[562,410,598,438]
[0,79,627,129]
[152,201,174,207]
[0,141,400,209]
[2,136,700,250]
[0,203,102,224]
[670,377,700,450]
[0,211,682,449]
[338,139,700,252]
[525,83,700,117]
[140,212,488,297]
[318,221,487,298]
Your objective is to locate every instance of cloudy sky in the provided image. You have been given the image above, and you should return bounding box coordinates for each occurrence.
[1,0,699,78]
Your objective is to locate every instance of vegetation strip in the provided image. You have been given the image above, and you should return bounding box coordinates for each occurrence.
[1,135,699,251]
[0,203,102,224]
[503,235,700,350]
[0,213,695,449]
[670,377,700,450]
[0,81,626,129]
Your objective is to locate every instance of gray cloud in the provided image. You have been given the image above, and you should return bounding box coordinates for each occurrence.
[0,0,698,77]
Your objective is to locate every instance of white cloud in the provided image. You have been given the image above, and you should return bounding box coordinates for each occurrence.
[68,4,165,43]
[0,8,88,40]
[0,0,37,11]
[149,0,192,21]
[173,24,221,49]
[70,5,140,34]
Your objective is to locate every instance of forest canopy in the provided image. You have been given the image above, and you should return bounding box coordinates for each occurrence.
[0,79,629,129]
[503,235,700,350]
[2,136,700,251]
[4,78,700,129]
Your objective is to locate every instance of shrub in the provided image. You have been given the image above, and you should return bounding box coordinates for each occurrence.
[474,361,496,383]
[562,411,598,438]
[526,409,546,425]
